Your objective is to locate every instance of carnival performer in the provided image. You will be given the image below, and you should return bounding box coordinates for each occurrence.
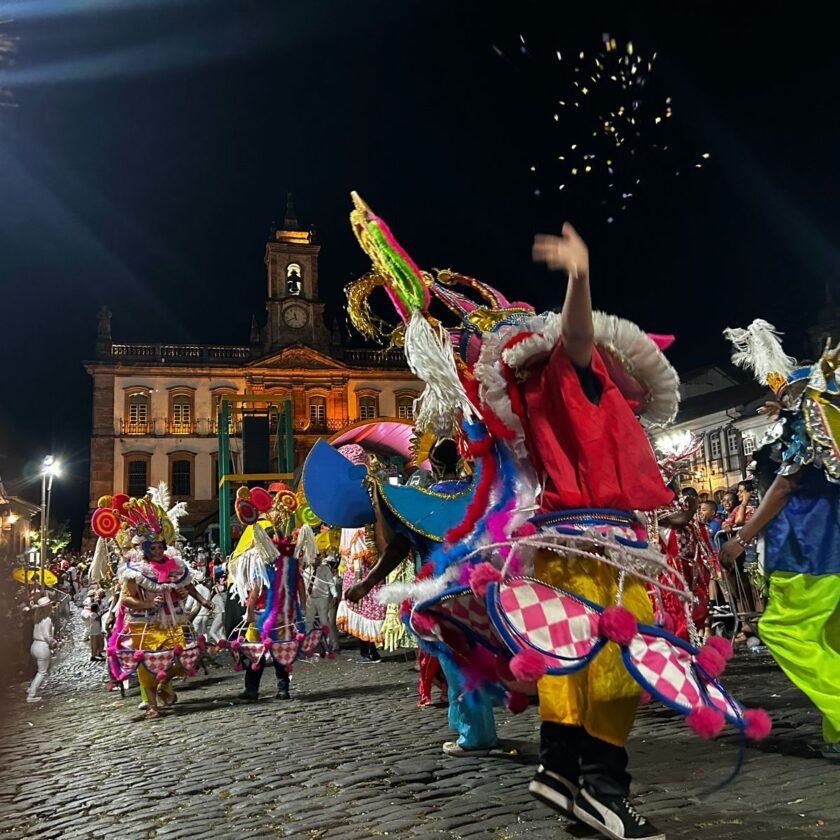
[721,321,840,759]
[343,438,496,754]
[91,493,213,720]
[335,193,771,840]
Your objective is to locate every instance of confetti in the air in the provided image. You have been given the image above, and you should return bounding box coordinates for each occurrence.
[494,32,711,223]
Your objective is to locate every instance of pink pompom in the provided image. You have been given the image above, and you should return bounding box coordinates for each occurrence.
[320,625,329,635]
[468,562,503,598]
[639,690,652,705]
[230,640,240,651]
[686,705,725,739]
[172,644,183,656]
[599,606,637,646]
[507,691,530,715]
[695,644,726,678]
[296,632,305,642]
[155,670,168,682]
[216,638,228,650]
[509,649,546,682]
[185,668,197,677]
[705,635,733,661]
[286,664,294,673]
[132,651,144,662]
[233,662,243,672]
[197,635,207,651]
[742,708,772,741]
[513,522,537,538]
[250,662,261,671]
[326,652,337,660]
[411,611,438,635]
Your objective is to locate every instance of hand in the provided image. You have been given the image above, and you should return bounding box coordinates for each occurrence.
[721,521,733,533]
[718,538,745,570]
[757,399,782,418]
[345,582,370,604]
[532,223,589,277]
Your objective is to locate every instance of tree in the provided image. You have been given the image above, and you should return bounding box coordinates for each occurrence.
[30,521,72,554]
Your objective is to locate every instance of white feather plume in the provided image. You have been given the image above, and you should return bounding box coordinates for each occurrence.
[403,309,480,435]
[723,319,796,385]
[89,537,110,583]
[148,481,171,510]
[294,524,317,566]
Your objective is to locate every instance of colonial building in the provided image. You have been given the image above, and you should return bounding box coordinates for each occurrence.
[84,196,419,540]
[0,477,39,564]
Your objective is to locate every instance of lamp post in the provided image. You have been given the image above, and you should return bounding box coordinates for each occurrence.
[39,456,60,593]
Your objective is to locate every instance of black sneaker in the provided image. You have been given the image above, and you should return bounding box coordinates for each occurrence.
[528,764,579,819]
[275,689,290,700]
[573,789,665,840]
[237,691,258,702]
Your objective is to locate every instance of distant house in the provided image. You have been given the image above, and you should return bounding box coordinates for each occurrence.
[0,478,39,564]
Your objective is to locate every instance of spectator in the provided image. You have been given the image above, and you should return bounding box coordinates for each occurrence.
[26,596,55,703]
[698,500,723,537]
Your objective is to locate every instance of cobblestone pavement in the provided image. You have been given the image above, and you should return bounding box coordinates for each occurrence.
[1,612,837,839]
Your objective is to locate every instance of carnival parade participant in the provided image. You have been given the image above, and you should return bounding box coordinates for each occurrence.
[224,486,326,700]
[343,438,497,754]
[26,595,55,704]
[721,321,840,759]
[90,492,213,721]
[336,193,771,840]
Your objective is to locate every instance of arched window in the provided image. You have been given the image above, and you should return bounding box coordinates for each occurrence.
[726,427,741,456]
[359,395,378,420]
[125,390,150,435]
[124,453,151,498]
[286,263,303,296]
[170,394,193,434]
[742,434,756,456]
[396,394,415,420]
[708,431,722,460]
[309,396,326,428]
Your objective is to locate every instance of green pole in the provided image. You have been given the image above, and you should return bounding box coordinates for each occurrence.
[218,399,231,557]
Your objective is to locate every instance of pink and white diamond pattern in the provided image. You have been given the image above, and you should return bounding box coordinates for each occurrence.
[300,628,322,656]
[270,640,298,666]
[498,579,600,659]
[628,634,702,709]
[142,649,176,674]
[116,650,138,674]
[239,642,266,665]
[701,678,742,720]
[178,645,201,672]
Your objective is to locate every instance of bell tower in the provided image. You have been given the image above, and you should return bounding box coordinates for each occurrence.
[264,193,330,353]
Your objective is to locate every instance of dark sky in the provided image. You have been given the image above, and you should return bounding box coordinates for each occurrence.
[1,1,837,540]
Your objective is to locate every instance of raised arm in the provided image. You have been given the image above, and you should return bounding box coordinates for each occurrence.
[345,533,413,604]
[532,222,593,367]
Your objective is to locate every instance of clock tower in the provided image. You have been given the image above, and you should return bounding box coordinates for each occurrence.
[263,193,332,353]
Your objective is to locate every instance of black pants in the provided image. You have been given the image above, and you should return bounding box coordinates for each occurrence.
[359,640,380,661]
[539,722,630,798]
[244,658,290,696]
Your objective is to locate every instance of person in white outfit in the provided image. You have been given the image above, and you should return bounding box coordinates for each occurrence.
[185,578,213,638]
[207,581,227,644]
[302,555,336,650]
[27,596,55,703]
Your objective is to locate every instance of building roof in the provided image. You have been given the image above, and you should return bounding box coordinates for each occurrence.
[675,380,767,424]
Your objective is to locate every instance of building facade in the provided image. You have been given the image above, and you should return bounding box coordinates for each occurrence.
[84,198,419,541]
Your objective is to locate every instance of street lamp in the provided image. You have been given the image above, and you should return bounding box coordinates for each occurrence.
[39,456,61,593]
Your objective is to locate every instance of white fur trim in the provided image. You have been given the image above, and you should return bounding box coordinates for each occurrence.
[723,319,796,385]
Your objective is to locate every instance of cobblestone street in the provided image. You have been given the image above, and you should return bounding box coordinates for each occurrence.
[1,626,837,840]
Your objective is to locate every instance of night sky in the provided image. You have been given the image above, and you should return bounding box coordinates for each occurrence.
[1,2,837,542]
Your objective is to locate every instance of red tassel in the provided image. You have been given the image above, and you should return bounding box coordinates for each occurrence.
[743,708,772,741]
[686,706,725,738]
[509,649,546,682]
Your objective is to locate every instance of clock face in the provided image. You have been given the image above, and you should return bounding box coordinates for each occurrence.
[283,305,309,329]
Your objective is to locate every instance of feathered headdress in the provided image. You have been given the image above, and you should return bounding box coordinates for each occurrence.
[90,491,178,545]
[723,319,798,396]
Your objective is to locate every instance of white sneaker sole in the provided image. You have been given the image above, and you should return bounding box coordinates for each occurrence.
[573,790,666,840]
[528,779,575,818]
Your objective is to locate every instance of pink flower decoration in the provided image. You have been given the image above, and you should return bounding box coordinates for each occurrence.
[468,562,503,598]
[743,708,772,741]
[509,649,546,682]
[686,706,725,738]
[599,606,637,646]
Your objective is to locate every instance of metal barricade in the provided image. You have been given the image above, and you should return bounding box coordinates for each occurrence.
[711,528,765,638]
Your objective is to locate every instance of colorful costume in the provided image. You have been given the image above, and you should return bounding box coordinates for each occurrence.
[724,320,840,751]
[90,490,205,716]
[336,193,770,754]
[336,526,386,646]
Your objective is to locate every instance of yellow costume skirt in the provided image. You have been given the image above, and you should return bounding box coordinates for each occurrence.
[127,623,186,700]
[533,550,653,746]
